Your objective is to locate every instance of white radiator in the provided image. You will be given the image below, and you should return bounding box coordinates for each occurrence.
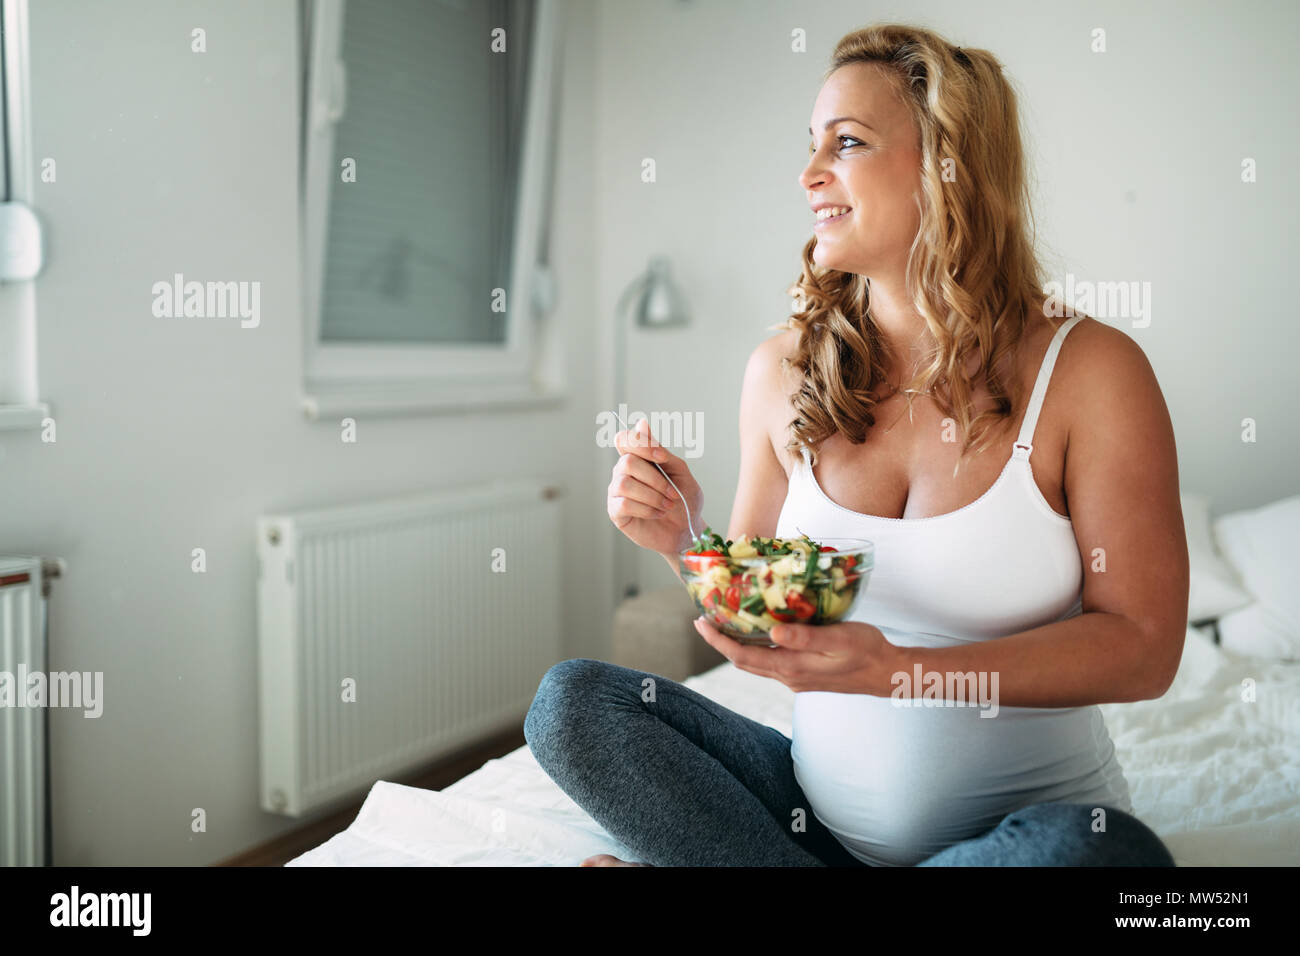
[257,480,564,817]
[0,556,46,866]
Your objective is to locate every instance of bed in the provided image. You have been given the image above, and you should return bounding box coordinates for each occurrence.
[288,494,1300,867]
[287,620,1299,867]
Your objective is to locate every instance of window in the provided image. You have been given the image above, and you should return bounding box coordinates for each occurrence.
[0,0,48,431]
[300,0,563,417]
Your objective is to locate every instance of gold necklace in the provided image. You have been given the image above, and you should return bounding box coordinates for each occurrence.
[881,388,924,433]
[877,373,943,433]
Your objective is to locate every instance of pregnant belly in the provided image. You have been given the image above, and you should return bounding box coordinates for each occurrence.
[791,692,1116,866]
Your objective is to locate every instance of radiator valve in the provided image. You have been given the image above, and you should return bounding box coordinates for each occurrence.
[40,557,65,598]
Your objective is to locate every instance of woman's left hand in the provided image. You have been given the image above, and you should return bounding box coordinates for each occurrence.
[693,615,900,695]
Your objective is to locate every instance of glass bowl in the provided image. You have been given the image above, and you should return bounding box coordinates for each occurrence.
[679,536,874,647]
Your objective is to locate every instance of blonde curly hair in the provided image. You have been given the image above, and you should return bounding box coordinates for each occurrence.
[780,23,1059,468]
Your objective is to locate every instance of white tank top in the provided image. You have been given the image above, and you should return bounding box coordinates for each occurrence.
[774,314,1132,866]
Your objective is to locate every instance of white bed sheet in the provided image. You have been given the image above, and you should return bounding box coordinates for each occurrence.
[288,625,1300,866]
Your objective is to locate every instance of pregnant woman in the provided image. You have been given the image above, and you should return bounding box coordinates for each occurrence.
[525,23,1186,866]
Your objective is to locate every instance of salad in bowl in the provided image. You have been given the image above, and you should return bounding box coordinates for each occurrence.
[680,527,874,646]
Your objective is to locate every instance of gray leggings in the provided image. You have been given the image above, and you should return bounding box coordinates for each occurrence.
[523,658,1176,867]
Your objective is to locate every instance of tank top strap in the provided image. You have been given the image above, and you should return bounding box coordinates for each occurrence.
[1012,315,1085,460]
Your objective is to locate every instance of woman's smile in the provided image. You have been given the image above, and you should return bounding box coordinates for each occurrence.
[813,208,853,230]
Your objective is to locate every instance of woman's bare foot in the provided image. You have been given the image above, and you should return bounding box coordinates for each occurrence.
[580,853,652,866]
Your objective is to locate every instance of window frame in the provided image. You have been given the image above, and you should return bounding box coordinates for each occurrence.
[299,0,563,417]
[0,0,48,432]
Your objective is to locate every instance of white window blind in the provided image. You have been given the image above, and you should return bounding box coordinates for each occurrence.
[319,0,531,346]
[301,0,561,415]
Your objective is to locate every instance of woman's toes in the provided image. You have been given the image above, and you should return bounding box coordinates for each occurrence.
[580,853,650,866]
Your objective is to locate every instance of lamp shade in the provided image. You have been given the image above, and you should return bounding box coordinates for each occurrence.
[633,256,689,328]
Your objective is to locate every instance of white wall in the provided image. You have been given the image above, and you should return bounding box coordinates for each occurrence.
[2,0,1296,866]
[0,0,604,865]
[592,0,1300,594]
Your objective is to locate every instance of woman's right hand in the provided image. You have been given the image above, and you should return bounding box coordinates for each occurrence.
[608,418,704,557]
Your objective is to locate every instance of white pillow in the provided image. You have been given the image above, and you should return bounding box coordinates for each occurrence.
[1212,494,1300,660]
[1181,493,1252,623]
[1215,603,1297,661]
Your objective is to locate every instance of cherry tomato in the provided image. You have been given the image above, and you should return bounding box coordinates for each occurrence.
[770,607,797,623]
[725,586,742,612]
[784,591,816,621]
[684,550,725,572]
[702,587,722,610]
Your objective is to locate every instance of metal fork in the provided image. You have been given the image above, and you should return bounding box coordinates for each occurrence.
[610,409,698,542]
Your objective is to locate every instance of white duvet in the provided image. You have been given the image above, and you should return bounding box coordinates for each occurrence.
[288,625,1300,866]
